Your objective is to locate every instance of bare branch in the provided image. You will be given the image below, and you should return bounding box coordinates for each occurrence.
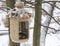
[29,24,60,31]
[48,2,60,10]
[0,7,11,13]
[41,24,60,31]
[42,8,60,25]
[0,25,60,36]
[0,30,8,31]
[0,33,8,36]
[42,1,60,3]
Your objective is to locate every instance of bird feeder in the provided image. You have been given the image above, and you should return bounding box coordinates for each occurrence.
[9,16,30,43]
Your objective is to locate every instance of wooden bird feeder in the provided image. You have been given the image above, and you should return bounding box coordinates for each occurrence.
[9,16,30,43]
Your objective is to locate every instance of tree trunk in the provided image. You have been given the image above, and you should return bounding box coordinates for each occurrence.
[9,39,20,46]
[41,2,56,46]
[6,0,15,8]
[33,0,42,46]
[6,0,20,46]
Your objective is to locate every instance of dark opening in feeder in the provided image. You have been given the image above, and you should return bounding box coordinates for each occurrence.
[19,21,29,39]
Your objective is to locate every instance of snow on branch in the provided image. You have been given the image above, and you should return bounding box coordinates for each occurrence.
[0,6,11,12]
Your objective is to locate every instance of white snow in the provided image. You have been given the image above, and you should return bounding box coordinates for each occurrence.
[0,2,60,46]
[46,34,60,46]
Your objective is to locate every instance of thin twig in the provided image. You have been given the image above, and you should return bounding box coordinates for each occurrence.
[48,2,60,10]
[42,8,60,25]
[42,1,60,3]
[41,24,60,31]
[0,25,60,36]
[29,24,60,31]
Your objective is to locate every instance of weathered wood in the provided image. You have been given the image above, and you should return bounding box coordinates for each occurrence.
[6,0,20,46]
[9,17,29,43]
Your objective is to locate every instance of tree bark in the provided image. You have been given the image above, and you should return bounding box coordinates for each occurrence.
[6,0,15,8]
[33,0,42,46]
[6,0,20,46]
[9,39,20,46]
